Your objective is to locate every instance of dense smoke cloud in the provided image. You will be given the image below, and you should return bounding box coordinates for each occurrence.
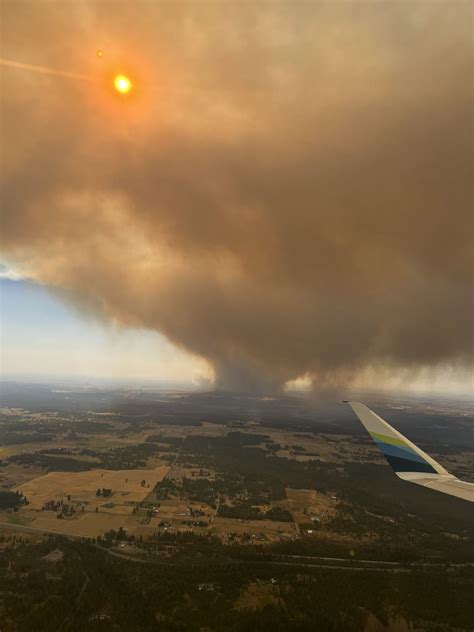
[1,1,472,390]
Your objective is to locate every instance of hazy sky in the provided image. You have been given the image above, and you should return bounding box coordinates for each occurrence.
[0,276,209,383]
[1,1,472,392]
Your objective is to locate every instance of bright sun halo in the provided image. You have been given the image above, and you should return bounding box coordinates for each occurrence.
[114,74,132,94]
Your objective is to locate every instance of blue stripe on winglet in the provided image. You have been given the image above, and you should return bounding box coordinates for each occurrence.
[373,441,429,465]
[384,454,437,474]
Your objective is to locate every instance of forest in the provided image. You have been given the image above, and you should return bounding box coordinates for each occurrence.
[1,535,473,631]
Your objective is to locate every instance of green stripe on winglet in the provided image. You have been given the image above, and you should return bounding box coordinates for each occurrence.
[370,432,408,448]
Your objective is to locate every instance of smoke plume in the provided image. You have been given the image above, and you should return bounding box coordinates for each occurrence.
[1,1,473,390]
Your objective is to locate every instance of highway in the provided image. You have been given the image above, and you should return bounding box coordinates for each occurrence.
[2,520,473,571]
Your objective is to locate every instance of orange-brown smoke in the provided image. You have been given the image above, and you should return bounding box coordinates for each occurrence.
[1,1,473,390]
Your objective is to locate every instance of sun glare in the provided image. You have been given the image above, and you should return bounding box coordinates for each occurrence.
[114,74,132,94]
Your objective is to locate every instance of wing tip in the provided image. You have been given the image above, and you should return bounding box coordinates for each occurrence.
[348,401,474,502]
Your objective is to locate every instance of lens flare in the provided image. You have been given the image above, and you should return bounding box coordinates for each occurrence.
[0,57,90,81]
[114,74,132,94]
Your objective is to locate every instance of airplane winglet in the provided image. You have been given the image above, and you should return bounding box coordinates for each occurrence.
[349,402,474,502]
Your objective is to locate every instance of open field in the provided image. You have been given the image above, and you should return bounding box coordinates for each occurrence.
[29,511,128,537]
[210,517,298,542]
[16,466,170,510]
[2,430,177,459]
[0,463,45,488]
[285,488,336,525]
[1,465,170,537]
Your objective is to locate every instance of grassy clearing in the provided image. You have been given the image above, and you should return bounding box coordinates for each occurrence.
[16,466,170,510]
[29,511,127,537]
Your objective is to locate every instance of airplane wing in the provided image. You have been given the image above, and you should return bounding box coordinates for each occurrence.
[349,402,474,503]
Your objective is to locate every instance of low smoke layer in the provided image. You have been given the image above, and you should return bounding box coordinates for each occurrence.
[1,1,472,390]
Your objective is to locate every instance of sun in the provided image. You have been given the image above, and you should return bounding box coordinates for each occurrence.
[114,74,132,94]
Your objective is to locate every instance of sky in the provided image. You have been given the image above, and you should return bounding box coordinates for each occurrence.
[0,275,210,384]
[1,1,472,393]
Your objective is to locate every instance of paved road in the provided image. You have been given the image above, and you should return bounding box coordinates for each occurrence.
[0,520,88,540]
[1,520,473,571]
